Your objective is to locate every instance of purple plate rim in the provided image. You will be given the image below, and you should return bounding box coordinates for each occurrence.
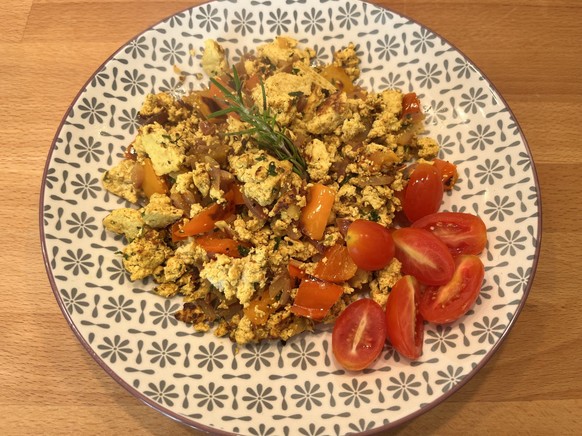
[38,0,542,434]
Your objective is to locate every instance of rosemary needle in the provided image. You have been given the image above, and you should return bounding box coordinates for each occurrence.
[207,67,308,179]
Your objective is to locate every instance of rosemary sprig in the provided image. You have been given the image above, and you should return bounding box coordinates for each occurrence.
[207,67,308,179]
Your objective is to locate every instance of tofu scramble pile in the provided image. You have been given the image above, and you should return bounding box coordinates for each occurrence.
[102,37,441,345]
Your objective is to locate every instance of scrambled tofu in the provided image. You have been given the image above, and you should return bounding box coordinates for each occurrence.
[102,38,447,345]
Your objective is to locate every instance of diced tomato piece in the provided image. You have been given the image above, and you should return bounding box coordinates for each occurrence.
[433,159,459,191]
[195,236,249,258]
[401,92,423,122]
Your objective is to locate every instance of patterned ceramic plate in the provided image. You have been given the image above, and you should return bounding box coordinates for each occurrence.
[40,0,541,434]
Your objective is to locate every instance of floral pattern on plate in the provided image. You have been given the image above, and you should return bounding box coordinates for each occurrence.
[41,0,541,434]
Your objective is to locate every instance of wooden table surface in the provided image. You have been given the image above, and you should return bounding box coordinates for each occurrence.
[2,0,580,434]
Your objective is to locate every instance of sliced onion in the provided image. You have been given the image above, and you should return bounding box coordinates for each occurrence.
[331,157,349,178]
[242,191,269,220]
[285,225,302,240]
[205,156,222,194]
[196,299,217,322]
[170,191,189,213]
[268,271,292,307]
[336,218,353,237]
[131,162,144,189]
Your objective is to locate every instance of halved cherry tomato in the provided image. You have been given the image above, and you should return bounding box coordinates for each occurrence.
[312,244,358,283]
[392,227,455,286]
[385,275,424,360]
[195,236,249,258]
[401,92,423,122]
[300,183,336,240]
[402,163,443,222]
[432,159,458,191]
[332,298,386,371]
[290,279,344,321]
[345,219,395,271]
[412,212,488,256]
[419,255,485,324]
[141,158,168,198]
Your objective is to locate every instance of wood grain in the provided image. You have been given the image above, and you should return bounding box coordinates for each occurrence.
[1,0,581,434]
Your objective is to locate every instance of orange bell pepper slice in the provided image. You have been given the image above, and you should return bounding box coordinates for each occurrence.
[312,244,358,283]
[320,65,355,93]
[290,279,344,321]
[244,288,277,326]
[288,259,307,283]
[195,236,249,258]
[141,158,168,198]
[300,183,336,240]
[173,190,236,238]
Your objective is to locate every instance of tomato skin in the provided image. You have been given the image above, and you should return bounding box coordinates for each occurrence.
[401,92,423,122]
[392,227,455,286]
[312,244,358,283]
[385,276,424,360]
[419,255,485,324]
[195,236,249,258]
[432,159,459,191]
[345,219,395,271]
[411,212,488,256]
[403,163,443,222]
[332,298,387,371]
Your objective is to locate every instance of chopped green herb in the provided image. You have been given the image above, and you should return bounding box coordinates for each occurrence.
[288,91,304,98]
[207,66,308,178]
[268,161,278,176]
[369,210,380,222]
[273,236,282,251]
[237,245,251,257]
[339,173,356,187]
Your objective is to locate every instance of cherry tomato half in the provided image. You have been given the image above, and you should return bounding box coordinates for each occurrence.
[385,276,424,360]
[432,159,459,191]
[392,227,455,286]
[412,212,488,256]
[345,219,395,271]
[402,163,443,222]
[419,255,485,324]
[332,298,387,371]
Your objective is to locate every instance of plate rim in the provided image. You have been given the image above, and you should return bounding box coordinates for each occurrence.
[39,0,543,433]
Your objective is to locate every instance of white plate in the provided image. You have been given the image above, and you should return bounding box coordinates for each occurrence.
[40,0,541,434]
